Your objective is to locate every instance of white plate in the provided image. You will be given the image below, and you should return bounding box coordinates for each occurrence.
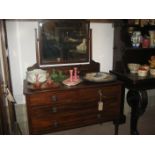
[84,72,116,82]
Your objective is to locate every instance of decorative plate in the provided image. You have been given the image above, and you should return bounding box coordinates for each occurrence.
[83,72,117,83]
[26,69,47,84]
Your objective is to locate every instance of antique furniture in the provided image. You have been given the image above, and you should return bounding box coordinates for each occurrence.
[112,19,155,134]
[23,19,125,135]
[24,80,124,134]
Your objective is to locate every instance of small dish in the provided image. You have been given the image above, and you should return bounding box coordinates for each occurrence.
[128,63,140,74]
[137,68,148,77]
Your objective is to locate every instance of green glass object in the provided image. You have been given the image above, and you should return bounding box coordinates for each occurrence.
[51,69,67,82]
[58,70,67,82]
[51,69,59,82]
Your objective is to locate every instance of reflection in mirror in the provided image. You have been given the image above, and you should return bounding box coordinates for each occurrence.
[36,19,90,67]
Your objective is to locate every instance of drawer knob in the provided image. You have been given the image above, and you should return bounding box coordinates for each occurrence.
[52,96,57,102]
[52,107,57,113]
[53,121,59,128]
[97,113,101,119]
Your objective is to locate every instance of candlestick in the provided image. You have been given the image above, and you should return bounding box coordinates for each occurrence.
[69,69,73,82]
[74,67,77,81]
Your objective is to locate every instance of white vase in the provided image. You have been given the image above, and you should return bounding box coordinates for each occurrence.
[131,31,141,48]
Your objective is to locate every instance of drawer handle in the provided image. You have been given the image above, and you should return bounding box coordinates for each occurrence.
[98,89,107,99]
[98,89,104,111]
[52,107,57,113]
[53,121,59,128]
[97,113,101,119]
[52,96,57,102]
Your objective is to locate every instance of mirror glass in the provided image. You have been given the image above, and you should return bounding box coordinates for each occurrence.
[36,19,90,67]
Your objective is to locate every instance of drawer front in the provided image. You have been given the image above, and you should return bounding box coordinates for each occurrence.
[28,85,121,106]
[30,110,100,134]
[30,102,97,118]
[78,85,121,102]
[28,90,77,106]
[30,107,120,135]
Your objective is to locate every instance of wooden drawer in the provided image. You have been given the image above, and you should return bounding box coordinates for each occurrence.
[27,85,121,106]
[30,102,97,118]
[30,106,120,134]
[28,90,77,106]
[78,85,121,102]
[30,110,100,134]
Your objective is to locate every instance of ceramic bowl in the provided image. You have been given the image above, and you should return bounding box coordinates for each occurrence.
[128,63,140,73]
[150,68,155,76]
[26,69,47,84]
[137,68,148,77]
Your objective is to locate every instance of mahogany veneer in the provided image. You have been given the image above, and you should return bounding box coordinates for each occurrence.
[24,81,124,135]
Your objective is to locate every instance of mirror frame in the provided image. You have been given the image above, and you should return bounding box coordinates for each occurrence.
[36,19,91,67]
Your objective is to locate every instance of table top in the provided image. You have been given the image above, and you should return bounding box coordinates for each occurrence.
[111,71,155,90]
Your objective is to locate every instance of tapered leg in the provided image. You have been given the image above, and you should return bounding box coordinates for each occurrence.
[127,90,148,135]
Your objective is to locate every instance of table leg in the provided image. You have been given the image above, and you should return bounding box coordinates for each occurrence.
[127,90,148,135]
[114,123,119,135]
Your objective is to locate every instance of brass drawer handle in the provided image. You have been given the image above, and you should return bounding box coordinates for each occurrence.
[52,107,57,113]
[98,89,107,99]
[52,95,57,102]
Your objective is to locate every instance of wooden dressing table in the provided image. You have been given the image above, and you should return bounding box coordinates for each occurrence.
[23,19,125,134]
[24,77,124,135]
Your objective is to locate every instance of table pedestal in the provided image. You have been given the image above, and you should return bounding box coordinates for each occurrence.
[127,90,148,134]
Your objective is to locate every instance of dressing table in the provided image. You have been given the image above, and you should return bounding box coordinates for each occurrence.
[24,78,124,134]
[24,19,125,134]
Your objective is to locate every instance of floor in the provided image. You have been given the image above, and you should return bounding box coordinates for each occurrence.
[15,101,155,135]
